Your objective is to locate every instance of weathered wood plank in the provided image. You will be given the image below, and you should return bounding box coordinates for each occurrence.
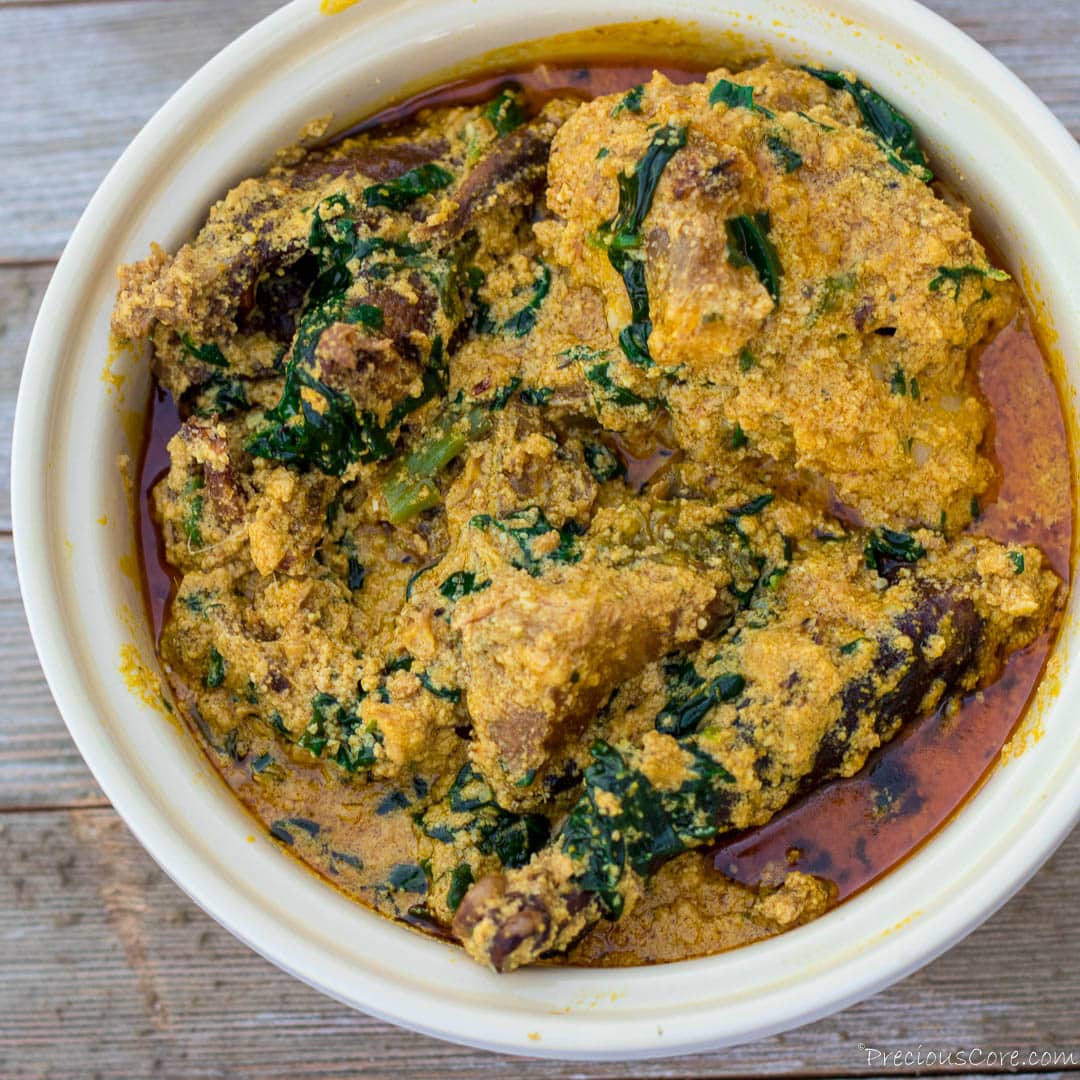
[0,0,1076,261]
[0,537,106,809]
[0,0,284,262]
[0,262,53,534]
[0,807,1077,1079]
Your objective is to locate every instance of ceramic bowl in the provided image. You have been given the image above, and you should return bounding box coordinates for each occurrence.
[12,0,1079,1060]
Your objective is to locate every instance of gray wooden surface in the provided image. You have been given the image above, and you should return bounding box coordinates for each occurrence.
[1,1,1078,1076]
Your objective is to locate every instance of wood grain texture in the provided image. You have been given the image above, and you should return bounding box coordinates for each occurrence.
[0,0,1076,261]
[0,808,1077,1080]
[0,1,1077,1076]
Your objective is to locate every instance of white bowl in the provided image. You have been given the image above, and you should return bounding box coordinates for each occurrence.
[12,0,1080,1061]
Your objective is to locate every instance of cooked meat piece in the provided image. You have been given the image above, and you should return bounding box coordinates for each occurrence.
[453,558,729,808]
[542,65,1016,529]
[453,532,1059,970]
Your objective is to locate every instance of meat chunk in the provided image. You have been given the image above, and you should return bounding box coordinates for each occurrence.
[541,66,1017,529]
[453,558,728,808]
[453,530,1060,970]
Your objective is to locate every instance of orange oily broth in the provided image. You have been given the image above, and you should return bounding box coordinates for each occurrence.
[136,62,1073,961]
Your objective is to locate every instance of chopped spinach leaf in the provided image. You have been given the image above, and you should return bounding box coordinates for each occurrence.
[729,493,774,518]
[803,66,933,181]
[205,647,225,689]
[709,78,774,118]
[520,386,554,406]
[269,821,294,845]
[561,739,734,917]
[583,442,626,484]
[420,763,550,868]
[890,366,907,396]
[502,262,551,337]
[446,863,474,912]
[864,527,926,574]
[928,264,1010,299]
[611,84,645,117]
[1008,551,1025,574]
[331,850,364,872]
[376,789,410,816]
[765,132,803,171]
[483,86,525,136]
[297,692,380,773]
[418,671,461,704]
[739,347,756,372]
[731,422,748,450]
[439,570,491,602]
[346,555,366,591]
[725,212,782,303]
[179,333,228,368]
[655,653,745,738]
[469,506,585,576]
[287,816,321,837]
[387,862,429,894]
[593,123,687,366]
[363,163,454,211]
[584,361,659,411]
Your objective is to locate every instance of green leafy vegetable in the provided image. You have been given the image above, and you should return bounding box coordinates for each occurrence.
[502,262,551,337]
[584,361,658,410]
[439,570,491,602]
[864,528,926,574]
[928,264,1011,299]
[483,86,525,136]
[418,671,461,703]
[419,764,550,868]
[469,506,585,576]
[446,863,474,912]
[180,333,228,368]
[731,422,748,450]
[195,374,249,418]
[655,653,745,738]
[725,212,782,303]
[347,555,365,591]
[179,590,222,617]
[765,132,802,172]
[729,493,774,518]
[803,66,933,181]
[387,863,429,894]
[247,362,438,476]
[592,123,687,366]
[297,692,380,773]
[246,196,441,476]
[1008,551,1025,574]
[709,78,774,117]
[583,442,626,484]
[381,402,492,524]
[890,367,907,396]
[520,387,554,407]
[561,740,734,917]
[181,476,205,548]
[376,790,409,816]
[611,84,644,116]
[363,163,454,211]
[205,647,225,689]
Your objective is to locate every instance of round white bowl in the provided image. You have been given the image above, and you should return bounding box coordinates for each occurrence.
[12,0,1080,1061]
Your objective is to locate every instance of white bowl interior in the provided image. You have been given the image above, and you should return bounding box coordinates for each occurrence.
[13,0,1080,1061]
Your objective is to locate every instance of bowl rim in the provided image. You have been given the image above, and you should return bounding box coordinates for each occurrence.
[12,0,1080,1061]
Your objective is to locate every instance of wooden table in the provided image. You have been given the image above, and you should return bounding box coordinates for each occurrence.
[1,2,1077,1076]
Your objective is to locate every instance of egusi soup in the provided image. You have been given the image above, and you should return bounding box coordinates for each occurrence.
[115,57,1071,971]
